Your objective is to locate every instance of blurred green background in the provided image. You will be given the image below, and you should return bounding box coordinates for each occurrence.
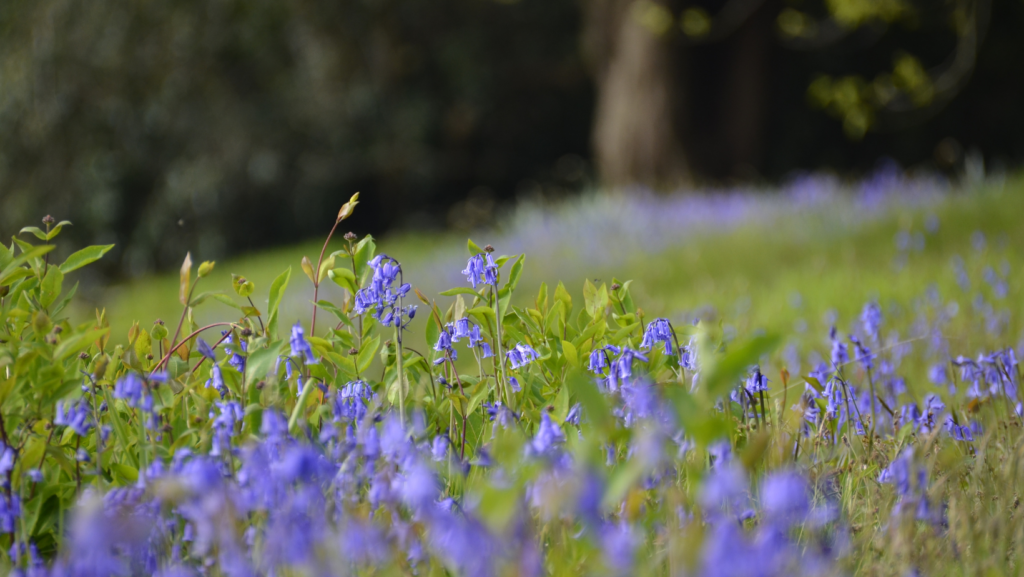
[1,0,1021,283]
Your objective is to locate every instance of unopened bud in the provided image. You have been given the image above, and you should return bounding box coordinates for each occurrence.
[42,215,55,226]
[344,232,357,241]
[79,352,90,360]
[484,245,495,253]
[611,283,621,291]
[241,328,253,337]
[348,348,358,355]
[52,326,63,334]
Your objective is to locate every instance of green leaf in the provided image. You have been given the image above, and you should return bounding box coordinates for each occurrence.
[39,266,64,309]
[189,291,236,308]
[352,236,376,280]
[358,335,381,375]
[583,280,608,319]
[134,328,152,361]
[567,370,611,431]
[51,280,79,317]
[439,287,481,297]
[288,373,318,433]
[232,274,255,298]
[45,220,73,240]
[426,315,441,352]
[246,341,285,383]
[328,267,357,293]
[0,244,55,285]
[19,227,47,241]
[803,376,824,395]
[110,463,139,484]
[554,281,572,312]
[602,459,646,510]
[701,332,781,400]
[54,328,109,362]
[561,340,579,369]
[505,255,525,292]
[267,267,292,337]
[468,238,486,256]
[467,306,496,327]
[58,244,114,274]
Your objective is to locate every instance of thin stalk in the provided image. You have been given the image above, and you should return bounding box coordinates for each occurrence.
[247,297,266,334]
[152,322,240,374]
[491,284,509,406]
[448,352,468,459]
[866,366,877,451]
[311,219,343,336]
[169,278,201,351]
[395,321,406,427]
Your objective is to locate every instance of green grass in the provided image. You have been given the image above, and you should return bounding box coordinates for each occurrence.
[89,174,1024,362]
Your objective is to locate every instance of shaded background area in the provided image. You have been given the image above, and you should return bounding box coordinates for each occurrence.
[0,0,1021,278]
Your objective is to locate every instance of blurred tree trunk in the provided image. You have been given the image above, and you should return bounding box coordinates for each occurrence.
[582,0,690,188]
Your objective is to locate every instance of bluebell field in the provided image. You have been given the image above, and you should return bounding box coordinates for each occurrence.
[1,176,1023,577]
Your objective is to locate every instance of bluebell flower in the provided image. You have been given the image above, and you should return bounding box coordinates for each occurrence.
[510,376,521,393]
[699,462,751,518]
[861,301,882,342]
[335,380,374,422]
[114,372,144,407]
[462,253,498,288]
[431,435,449,461]
[224,332,246,373]
[605,348,648,392]
[452,318,471,343]
[0,492,20,534]
[680,337,698,371]
[944,415,973,441]
[640,318,674,355]
[480,341,493,358]
[211,401,243,457]
[507,342,540,369]
[55,398,92,436]
[196,337,217,361]
[529,412,565,456]
[0,444,15,480]
[290,322,316,363]
[760,470,810,525]
[205,365,228,398]
[354,255,414,327]
[600,522,638,575]
[588,345,619,374]
[849,335,874,371]
[483,401,517,429]
[565,403,582,426]
[745,366,769,393]
[394,459,439,511]
[433,326,457,363]
[830,327,849,368]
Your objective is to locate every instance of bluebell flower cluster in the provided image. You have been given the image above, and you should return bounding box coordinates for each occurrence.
[433,318,493,364]
[354,255,415,327]
[462,253,498,288]
[506,342,540,369]
[640,317,674,354]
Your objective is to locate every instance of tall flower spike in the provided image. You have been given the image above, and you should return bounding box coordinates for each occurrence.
[290,322,316,363]
[640,318,674,355]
